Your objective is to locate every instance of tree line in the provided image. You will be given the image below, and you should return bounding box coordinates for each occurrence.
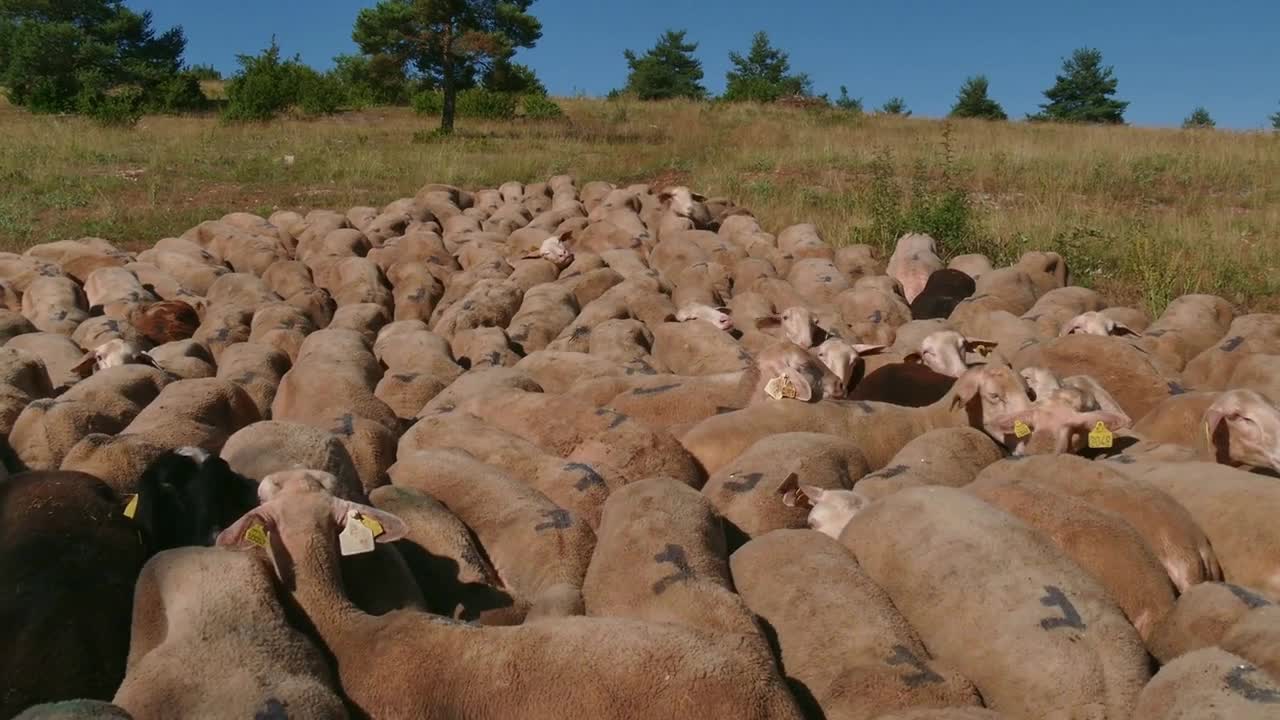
[2,0,1278,133]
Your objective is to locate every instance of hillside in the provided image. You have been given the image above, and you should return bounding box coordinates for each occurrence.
[0,97,1276,313]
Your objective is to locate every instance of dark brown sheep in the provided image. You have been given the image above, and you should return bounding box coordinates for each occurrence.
[850,361,956,407]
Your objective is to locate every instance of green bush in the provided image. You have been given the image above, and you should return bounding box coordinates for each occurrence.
[411,90,444,115]
[297,70,344,116]
[222,39,311,122]
[84,87,145,127]
[456,88,517,119]
[520,94,563,119]
[146,72,208,114]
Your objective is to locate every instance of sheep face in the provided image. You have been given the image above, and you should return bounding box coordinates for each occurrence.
[675,303,734,331]
[1204,390,1280,472]
[951,364,1036,448]
[755,307,820,349]
[1060,311,1140,338]
[803,486,870,539]
[914,331,999,379]
[989,388,1129,456]
[753,341,829,403]
[72,339,158,376]
[134,448,261,552]
[218,485,406,562]
[658,186,712,227]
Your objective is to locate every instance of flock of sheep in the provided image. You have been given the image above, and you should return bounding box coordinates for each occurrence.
[2,175,1279,720]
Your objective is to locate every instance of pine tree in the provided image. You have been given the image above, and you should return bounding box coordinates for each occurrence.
[1031,47,1128,124]
[949,75,1007,120]
[723,31,811,102]
[353,0,542,132]
[1182,106,1215,129]
[835,85,863,112]
[879,97,911,116]
[1271,103,1280,130]
[622,30,705,101]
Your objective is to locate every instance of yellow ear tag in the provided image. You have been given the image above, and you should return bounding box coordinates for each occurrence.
[1088,421,1114,449]
[123,494,139,519]
[765,374,797,400]
[1013,420,1032,439]
[1203,421,1213,447]
[359,514,385,539]
[245,523,269,549]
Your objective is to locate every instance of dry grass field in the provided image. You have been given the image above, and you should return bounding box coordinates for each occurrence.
[1,95,1277,314]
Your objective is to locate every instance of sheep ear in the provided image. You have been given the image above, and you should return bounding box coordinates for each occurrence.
[216,507,275,548]
[755,316,781,331]
[72,351,97,376]
[332,499,408,544]
[853,344,887,356]
[776,472,803,507]
[715,306,732,315]
[903,352,923,365]
[799,484,826,505]
[1112,322,1141,337]
[658,191,674,205]
[88,305,106,318]
[691,192,708,203]
[1202,407,1232,462]
[138,351,161,368]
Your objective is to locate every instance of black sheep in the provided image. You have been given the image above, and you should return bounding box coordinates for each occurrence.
[910,268,977,320]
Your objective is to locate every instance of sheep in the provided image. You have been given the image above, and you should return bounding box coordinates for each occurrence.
[910,268,977,320]
[1060,310,1141,338]
[367,485,521,624]
[701,432,870,547]
[139,339,216,379]
[839,486,1150,718]
[221,420,364,499]
[128,447,260,556]
[754,305,827,348]
[965,475,1177,641]
[112,547,348,719]
[1135,294,1234,373]
[1220,603,1280,681]
[1147,581,1272,665]
[215,488,805,720]
[731,530,982,720]
[674,302,734,330]
[978,455,1221,592]
[852,426,1004,502]
[399,410,615,528]
[1132,648,1280,719]
[680,363,1033,474]
[1,471,145,718]
[987,385,1130,456]
[8,364,170,470]
[8,332,103,390]
[583,478,772,662]
[1109,461,1280,600]
[120,378,260,453]
[69,338,155,378]
[390,449,595,620]
[1182,313,1280,389]
[906,330,998,379]
[848,362,956,407]
[1012,333,1178,421]
[21,276,89,335]
[886,233,944,304]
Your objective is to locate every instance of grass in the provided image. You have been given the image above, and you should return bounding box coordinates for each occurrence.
[1,95,1278,315]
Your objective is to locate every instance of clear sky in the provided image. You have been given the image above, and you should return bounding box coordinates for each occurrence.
[133,0,1280,130]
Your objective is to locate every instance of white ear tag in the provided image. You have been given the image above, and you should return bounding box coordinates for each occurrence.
[339,509,376,556]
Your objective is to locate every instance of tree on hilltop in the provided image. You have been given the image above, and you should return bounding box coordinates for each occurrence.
[879,97,911,116]
[1031,47,1128,124]
[622,30,705,101]
[949,75,1007,120]
[723,31,811,102]
[1182,106,1215,129]
[835,85,863,112]
[1270,102,1279,130]
[353,0,543,133]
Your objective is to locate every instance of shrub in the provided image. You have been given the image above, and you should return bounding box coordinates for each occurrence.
[84,87,145,127]
[521,94,563,119]
[456,88,517,119]
[222,39,309,122]
[411,90,444,116]
[145,72,208,114]
[297,70,344,116]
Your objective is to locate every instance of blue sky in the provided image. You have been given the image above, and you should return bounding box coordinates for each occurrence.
[135,0,1280,129]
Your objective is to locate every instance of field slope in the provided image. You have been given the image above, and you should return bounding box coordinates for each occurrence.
[1,97,1277,313]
